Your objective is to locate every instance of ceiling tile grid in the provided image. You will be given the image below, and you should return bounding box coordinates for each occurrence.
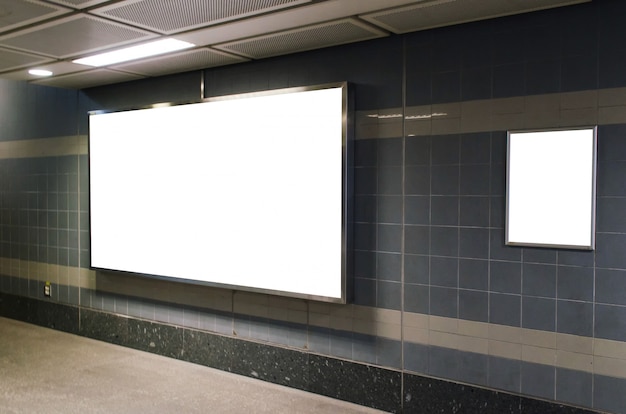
[111,47,248,76]
[0,14,157,58]
[215,18,388,60]
[0,0,591,89]
[0,0,70,34]
[360,0,591,33]
[0,46,51,71]
[91,0,312,34]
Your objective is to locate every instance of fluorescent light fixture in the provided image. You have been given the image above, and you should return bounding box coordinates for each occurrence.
[28,69,53,77]
[73,39,195,67]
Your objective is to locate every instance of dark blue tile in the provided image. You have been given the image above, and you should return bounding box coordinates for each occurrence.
[354,167,377,195]
[329,329,353,359]
[493,63,525,98]
[523,247,556,264]
[353,277,376,307]
[431,226,458,257]
[596,233,626,269]
[489,293,521,327]
[406,71,432,106]
[457,350,488,386]
[405,225,430,255]
[525,24,559,61]
[405,284,429,314]
[594,374,626,414]
[599,46,626,89]
[522,263,556,298]
[461,32,492,69]
[558,249,595,267]
[429,34,461,71]
[354,195,376,223]
[596,197,626,233]
[561,55,598,92]
[404,254,429,284]
[460,132,491,164]
[461,66,492,101]
[459,259,489,291]
[405,196,430,225]
[490,261,522,294]
[596,268,626,305]
[377,195,402,224]
[522,297,556,331]
[488,356,521,393]
[429,346,459,380]
[354,139,377,166]
[308,326,330,355]
[377,281,401,310]
[378,224,402,253]
[521,361,555,400]
[490,162,506,196]
[597,161,626,196]
[490,229,522,261]
[405,136,430,166]
[525,59,560,95]
[354,250,376,278]
[405,166,430,195]
[403,341,429,373]
[491,133,507,165]
[598,124,626,161]
[377,166,402,195]
[493,29,525,65]
[459,289,488,322]
[557,300,593,337]
[431,196,458,225]
[490,196,505,228]
[556,368,592,409]
[377,138,403,166]
[460,165,490,196]
[595,304,626,342]
[377,337,401,369]
[557,266,593,302]
[352,332,377,365]
[431,165,459,196]
[377,252,401,282]
[459,196,489,227]
[354,223,376,251]
[432,71,460,104]
[431,256,458,288]
[459,228,489,259]
[430,286,458,318]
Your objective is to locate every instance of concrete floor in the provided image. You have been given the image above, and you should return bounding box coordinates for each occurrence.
[0,317,385,414]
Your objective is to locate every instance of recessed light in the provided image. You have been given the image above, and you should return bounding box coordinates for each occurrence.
[28,69,53,77]
[72,39,195,67]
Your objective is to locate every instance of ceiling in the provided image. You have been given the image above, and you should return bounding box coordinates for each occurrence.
[0,0,589,89]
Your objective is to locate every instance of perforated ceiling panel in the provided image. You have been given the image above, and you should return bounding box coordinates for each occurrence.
[360,0,590,33]
[92,0,312,34]
[0,15,156,58]
[0,0,70,34]
[31,68,144,88]
[112,48,247,76]
[45,0,111,9]
[216,18,387,59]
[0,47,51,71]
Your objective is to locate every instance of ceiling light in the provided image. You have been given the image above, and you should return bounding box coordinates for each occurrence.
[72,39,195,67]
[28,69,53,77]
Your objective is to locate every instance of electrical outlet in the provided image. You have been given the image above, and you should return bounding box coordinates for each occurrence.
[44,281,51,297]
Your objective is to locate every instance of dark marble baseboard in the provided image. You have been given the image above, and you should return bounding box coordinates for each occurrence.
[403,374,600,414]
[0,292,602,414]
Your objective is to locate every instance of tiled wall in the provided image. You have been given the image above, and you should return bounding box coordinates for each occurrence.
[2,1,626,413]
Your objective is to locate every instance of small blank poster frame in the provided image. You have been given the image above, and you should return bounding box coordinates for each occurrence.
[506,127,597,250]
